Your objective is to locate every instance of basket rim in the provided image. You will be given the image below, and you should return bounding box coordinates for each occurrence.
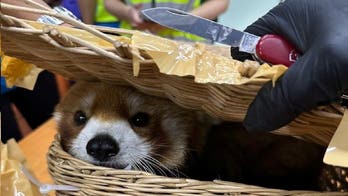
[46,134,348,195]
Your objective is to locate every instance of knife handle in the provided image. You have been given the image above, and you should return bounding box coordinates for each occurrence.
[255,34,299,67]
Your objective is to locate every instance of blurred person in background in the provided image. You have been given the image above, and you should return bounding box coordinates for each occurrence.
[104,0,229,41]
[46,0,121,28]
[78,0,120,27]
[50,0,83,20]
[1,0,72,143]
[1,70,62,143]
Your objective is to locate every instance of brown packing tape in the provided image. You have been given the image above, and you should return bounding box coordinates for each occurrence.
[1,139,41,196]
[1,34,43,90]
[131,31,288,85]
[17,21,288,86]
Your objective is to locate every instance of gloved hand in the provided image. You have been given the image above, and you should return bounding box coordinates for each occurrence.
[231,0,348,132]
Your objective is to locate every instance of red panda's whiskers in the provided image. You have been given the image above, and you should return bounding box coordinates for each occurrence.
[131,153,156,174]
[139,158,156,174]
[144,155,182,178]
[143,156,171,177]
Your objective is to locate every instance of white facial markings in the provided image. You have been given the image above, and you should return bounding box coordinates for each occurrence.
[69,117,151,167]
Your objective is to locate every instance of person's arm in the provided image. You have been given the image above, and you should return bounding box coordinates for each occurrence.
[1,0,51,20]
[77,0,96,24]
[104,0,143,26]
[190,0,229,20]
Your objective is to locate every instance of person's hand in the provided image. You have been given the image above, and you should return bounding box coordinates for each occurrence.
[127,4,166,33]
[127,4,143,27]
[231,0,348,132]
[135,21,166,34]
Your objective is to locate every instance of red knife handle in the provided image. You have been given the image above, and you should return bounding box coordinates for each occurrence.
[255,34,299,67]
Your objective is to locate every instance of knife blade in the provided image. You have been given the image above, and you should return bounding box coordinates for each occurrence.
[142,7,299,67]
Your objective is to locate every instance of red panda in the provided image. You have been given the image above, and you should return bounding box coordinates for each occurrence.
[55,81,327,190]
[54,81,208,175]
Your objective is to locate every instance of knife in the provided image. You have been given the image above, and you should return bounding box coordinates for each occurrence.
[142,7,299,67]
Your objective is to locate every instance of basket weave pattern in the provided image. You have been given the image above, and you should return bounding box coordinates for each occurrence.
[48,135,347,196]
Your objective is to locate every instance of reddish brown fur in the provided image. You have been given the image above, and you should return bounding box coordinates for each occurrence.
[55,81,207,169]
[54,82,329,191]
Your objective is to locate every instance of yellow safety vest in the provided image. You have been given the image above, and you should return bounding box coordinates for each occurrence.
[95,0,119,23]
[121,0,204,41]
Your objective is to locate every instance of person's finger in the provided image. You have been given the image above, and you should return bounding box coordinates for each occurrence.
[243,47,345,132]
[133,3,143,10]
[242,0,348,132]
[231,0,308,61]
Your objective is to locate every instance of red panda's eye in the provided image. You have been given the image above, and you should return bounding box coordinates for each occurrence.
[74,110,87,126]
[129,112,150,127]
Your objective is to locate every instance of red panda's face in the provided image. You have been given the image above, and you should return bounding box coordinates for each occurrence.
[54,82,201,173]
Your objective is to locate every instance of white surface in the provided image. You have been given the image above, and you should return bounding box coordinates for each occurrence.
[219,0,280,30]
[323,110,348,168]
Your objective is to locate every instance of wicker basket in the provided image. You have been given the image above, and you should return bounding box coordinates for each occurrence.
[48,135,348,195]
[1,1,347,195]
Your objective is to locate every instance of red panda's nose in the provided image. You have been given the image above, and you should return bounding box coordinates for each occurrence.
[86,134,120,161]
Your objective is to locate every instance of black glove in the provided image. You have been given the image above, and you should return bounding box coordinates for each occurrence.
[231,0,348,132]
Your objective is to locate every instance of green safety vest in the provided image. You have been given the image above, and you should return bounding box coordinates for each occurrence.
[121,0,204,41]
[95,0,119,23]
